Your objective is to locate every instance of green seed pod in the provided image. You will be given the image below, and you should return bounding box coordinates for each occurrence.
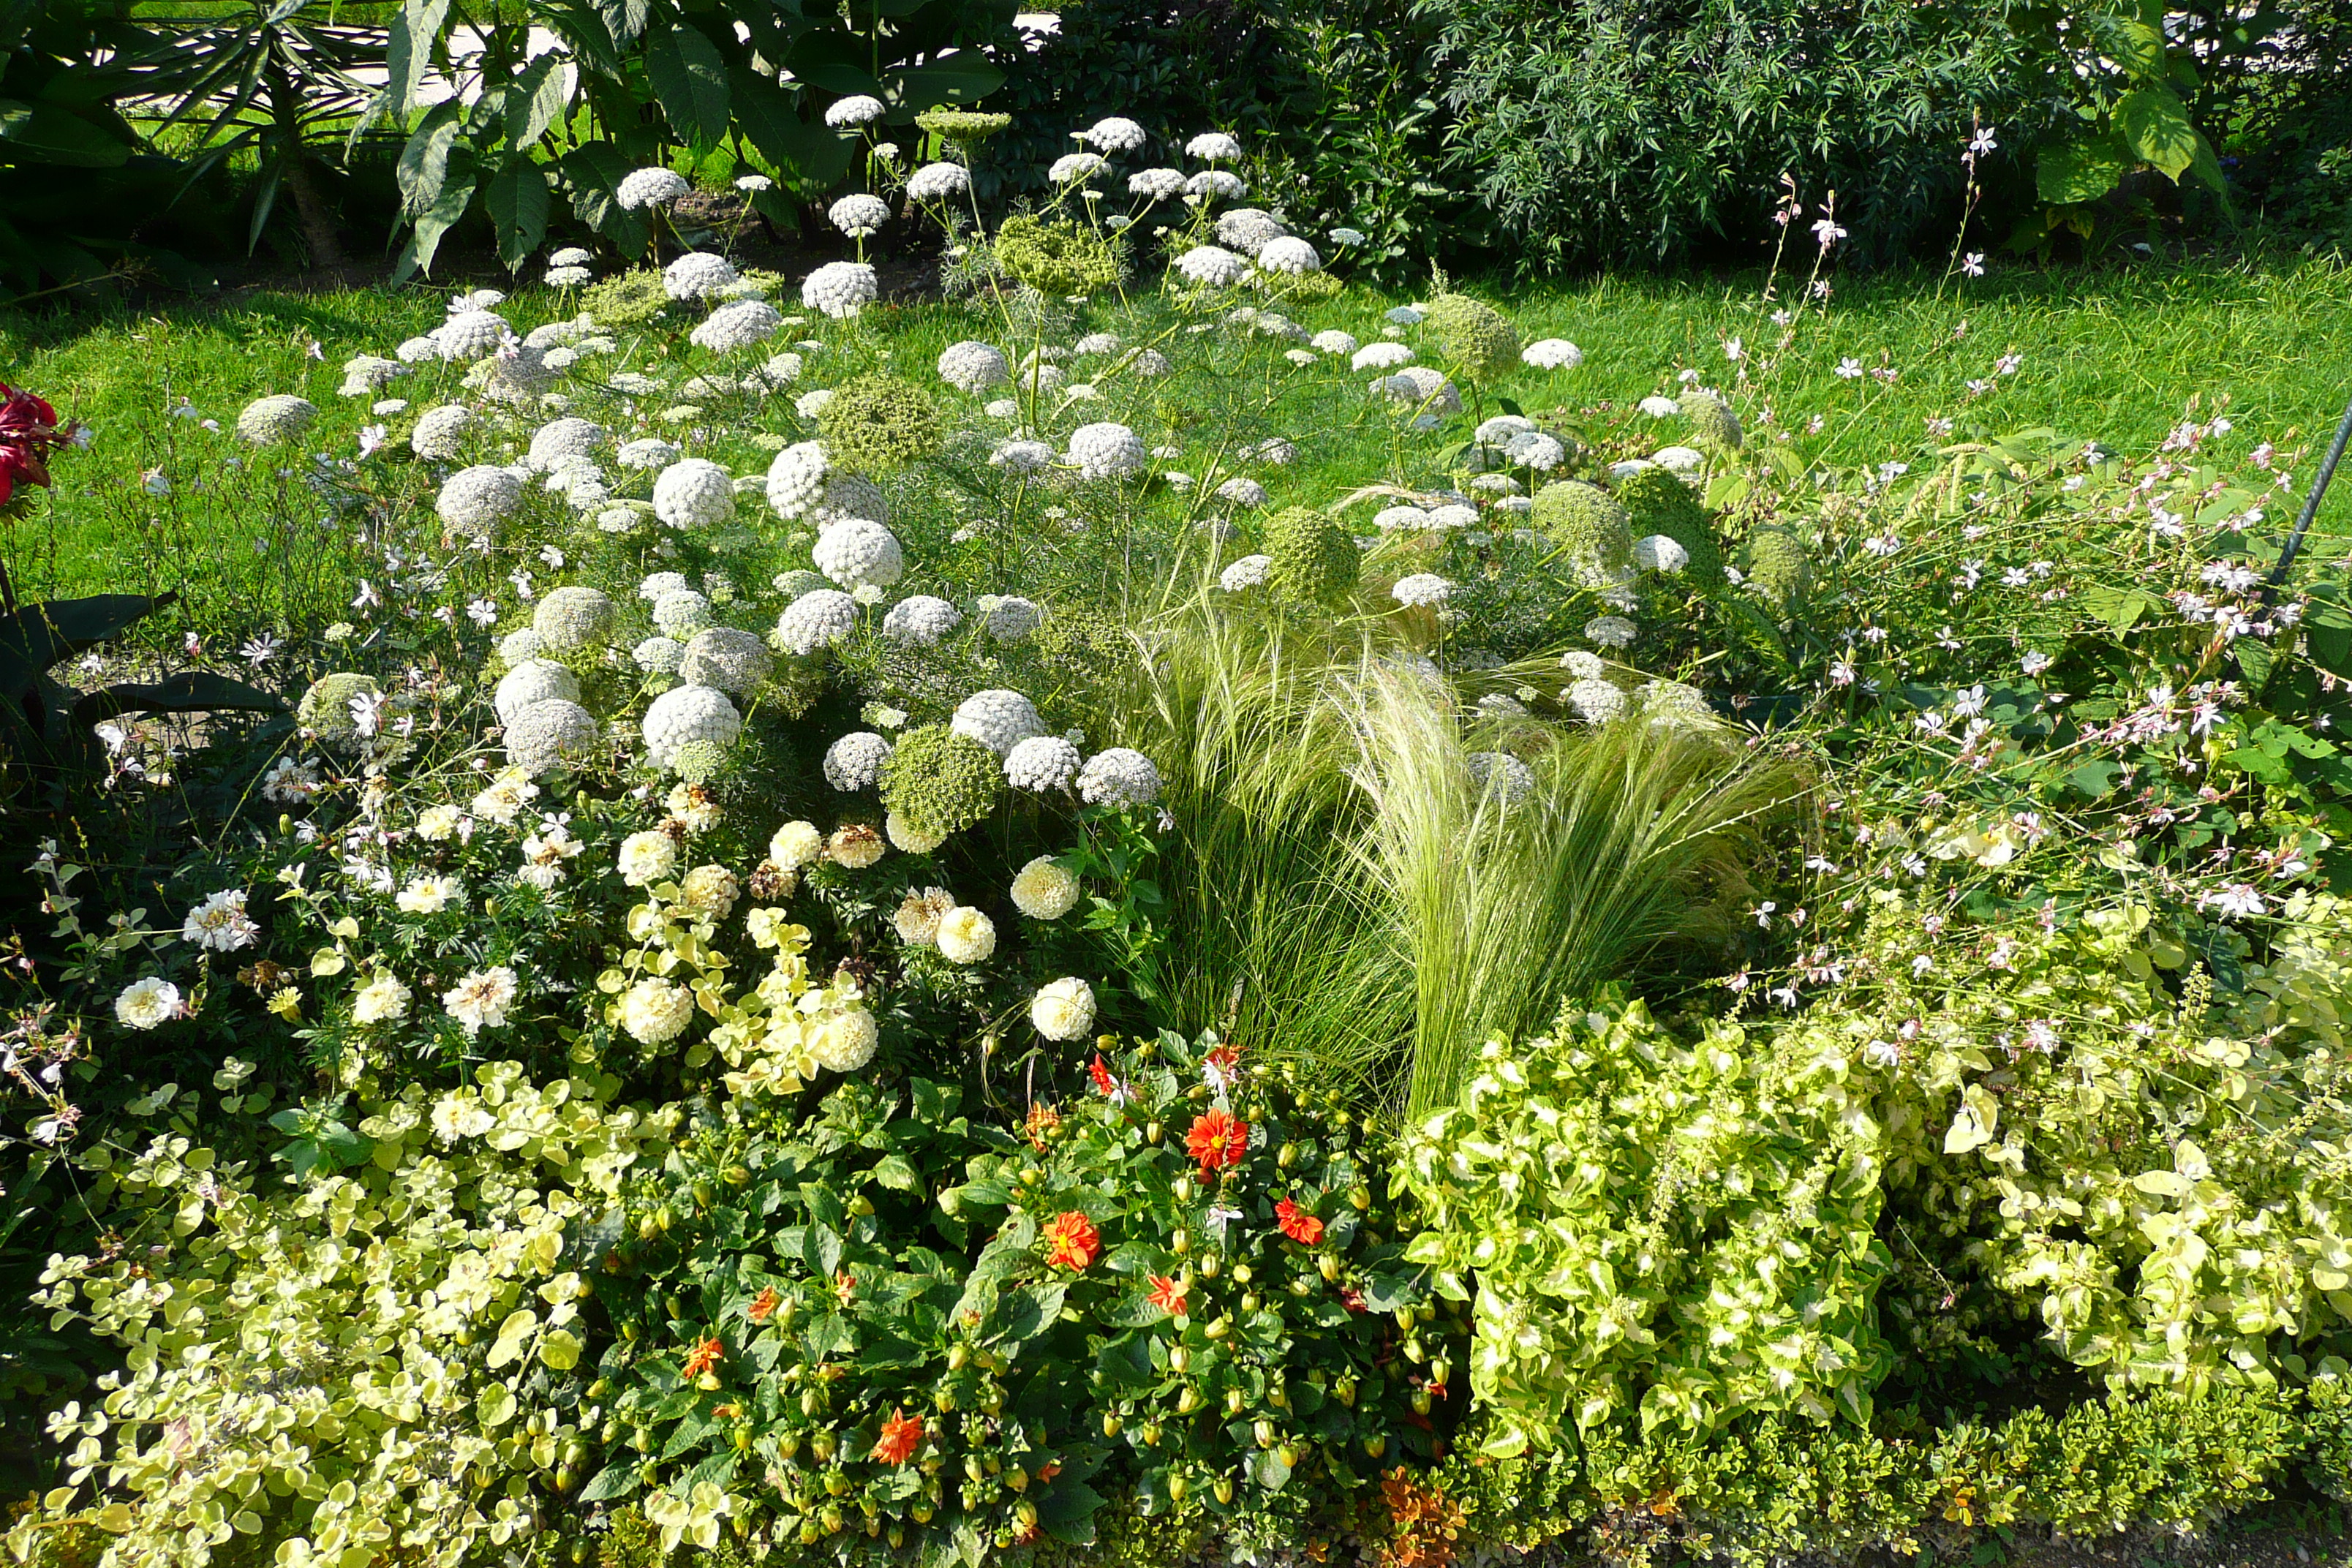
[1423,293,1520,381]
[1615,464,1725,584]
[1745,525,1812,610]
[1263,505,1358,607]
[1678,388,1743,451]
[1531,480,1635,588]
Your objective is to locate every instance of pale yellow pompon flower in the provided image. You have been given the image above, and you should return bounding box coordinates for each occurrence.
[1010,856,1080,921]
[770,820,825,868]
[353,973,412,1023]
[935,906,997,965]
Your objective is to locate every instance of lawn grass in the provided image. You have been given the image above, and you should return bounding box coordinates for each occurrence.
[4,248,2348,633]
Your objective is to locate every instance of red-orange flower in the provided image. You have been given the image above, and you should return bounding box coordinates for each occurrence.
[1025,1101,1063,1151]
[1088,1052,1132,1101]
[1186,1106,1249,1177]
[1045,1210,1100,1271]
[747,1286,782,1324]
[873,1408,925,1465]
[1147,1273,1189,1316]
[1276,1197,1324,1245]
[834,1269,857,1305]
[681,1335,725,1379]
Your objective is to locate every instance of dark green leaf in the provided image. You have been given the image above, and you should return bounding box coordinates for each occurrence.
[485,159,551,272]
[505,54,573,148]
[2036,133,2133,206]
[71,671,284,728]
[645,22,732,147]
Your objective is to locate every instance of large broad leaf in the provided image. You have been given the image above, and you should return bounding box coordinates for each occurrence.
[0,101,132,167]
[485,159,551,271]
[2070,10,2164,75]
[597,0,650,48]
[384,0,453,117]
[645,21,732,147]
[504,53,573,148]
[731,68,855,184]
[559,142,652,252]
[396,100,462,214]
[885,54,1005,109]
[72,671,284,727]
[2114,84,2200,181]
[0,594,172,692]
[2035,132,2132,206]
[408,148,477,275]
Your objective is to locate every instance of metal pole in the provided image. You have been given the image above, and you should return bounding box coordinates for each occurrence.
[2270,393,2352,587]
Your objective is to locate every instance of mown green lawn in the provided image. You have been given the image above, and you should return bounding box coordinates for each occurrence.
[4,249,2348,630]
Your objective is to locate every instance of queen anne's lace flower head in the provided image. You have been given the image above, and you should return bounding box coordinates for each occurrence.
[411,404,471,459]
[951,689,1046,756]
[882,594,962,645]
[1076,747,1161,806]
[499,627,547,666]
[617,167,691,210]
[829,193,892,238]
[650,591,714,642]
[690,298,783,353]
[983,595,1042,641]
[1003,734,1082,792]
[505,698,598,774]
[679,626,773,695]
[1129,167,1188,200]
[532,586,615,649]
[1633,534,1691,573]
[1049,151,1107,184]
[1175,246,1248,287]
[1218,554,1272,592]
[907,161,970,202]
[527,417,604,469]
[1468,750,1536,806]
[235,394,317,445]
[641,684,742,768]
[802,260,878,319]
[1640,395,1681,418]
[1067,421,1147,480]
[1186,131,1243,162]
[436,309,510,361]
[814,471,889,526]
[494,661,581,725]
[776,588,861,654]
[652,458,739,530]
[1390,573,1453,608]
[824,94,886,127]
[1583,614,1637,649]
[823,731,893,791]
[617,437,680,471]
[1082,116,1148,152]
[339,356,403,397]
[1523,338,1583,370]
[938,341,1010,394]
[1504,431,1569,471]
[1214,475,1267,509]
[765,440,829,519]
[664,252,739,301]
[1215,208,1286,255]
[1352,341,1414,372]
[990,439,1056,473]
[813,518,905,588]
[435,464,524,539]
[633,635,686,674]
[1186,169,1246,201]
[1256,236,1322,275]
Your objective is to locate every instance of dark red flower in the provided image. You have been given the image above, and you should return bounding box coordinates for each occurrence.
[0,382,68,509]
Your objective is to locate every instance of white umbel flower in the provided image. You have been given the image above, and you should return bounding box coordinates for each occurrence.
[776,589,861,654]
[1010,856,1081,919]
[235,395,316,445]
[1003,734,1081,792]
[1049,151,1107,184]
[1565,678,1627,723]
[823,731,893,791]
[1390,573,1453,608]
[411,403,472,459]
[1186,169,1245,200]
[1504,431,1568,470]
[527,417,603,469]
[665,251,739,301]
[990,439,1056,472]
[436,464,524,538]
[436,310,510,362]
[1256,236,1322,275]
[505,698,598,773]
[633,635,685,674]
[679,627,772,694]
[651,588,712,638]
[1639,395,1682,418]
[1129,167,1188,200]
[1633,534,1690,573]
[690,298,783,353]
[765,440,829,519]
[1215,208,1286,255]
[1218,554,1272,592]
[395,335,441,363]
[653,458,739,530]
[1076,747,1161,806]
[641,683,742,767]
[1186,131,1243,162]
[981,596,1041,641]
[828,193,892,238]
[1311,330,1358,356]
[534,587,615,649]
[1523,339,1583,370]
[1583,615,1637,649]
[907,162,970,201]
[1067,421,1146,480]
[500,628,548,665]
[495,660,581,724]
[1373,505,1433,532]
[617,437,681,471]
[1030,977,1096,1041]
[814,471,889,525]
[1213,476,1267,509]
[824,94,885,127]
[951,689,1046,756]
[1468,751,1536,806]
[1175,246,1248,287]
[886,812,946,853]
[802,260,878,318]
[938,340,1011,394]
[882,595,962,645]
[1652,445,1705,474]
[1082,116,1147,152]
[339,355,404,396]
[813,518,905,588]
[1352,341,1414,371]
[617,167,691,209]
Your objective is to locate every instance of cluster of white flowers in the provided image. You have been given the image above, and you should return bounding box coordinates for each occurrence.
[938,341,1010,394]
[641,684,742,769]
[776,588,861,655]
[617,167,691,210]
[1067,421,1147,480]
[951,689,1046,755]
[907,162,970,202]
[802,260,878,319]
[235,395,316,445]
[813,518,905,589]
[690,299,782,354]
[1004,734,1082,792]
[828,194,892,238]
[1076,747,1161,807]
[823,731,893,791]
[883,595,962,645]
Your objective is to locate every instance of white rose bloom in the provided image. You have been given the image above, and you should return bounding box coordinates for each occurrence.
[1076,747,1161,807]
[802,260,878,318]
[776,588,862,655]
[1067,421,1147,480]
[653,458,739,529]
[952,689,1046,756]
[1004,734,1082,792]
[938,340,1011,394]
[882,595,963,646]
[828,192,892,238]
[1523,338,1583,370]
[641,684,742,767]
[115,976,182,1030]
[1030,977,1096,1041]
[1010,856,1082,920]
[823,731,893,791]
[813,518,905,588]
[935,905,998,965]
[616,167,691,209]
